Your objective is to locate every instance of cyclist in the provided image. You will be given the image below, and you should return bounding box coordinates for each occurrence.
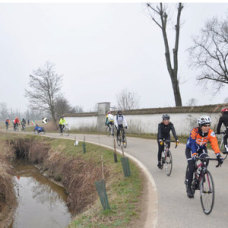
[105,111,114,135]
[217,107,228,151]
[114,110,128,141]
[59,116,67,134]
[13,117,20,131]
[5,118,10,130]
[185,115,223,198]
[21,118,26,130]
[157,114,178,169]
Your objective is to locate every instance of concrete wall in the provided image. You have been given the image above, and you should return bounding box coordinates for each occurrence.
[64,103,228,135]
[65,116,97,131]
[126,113,221,135]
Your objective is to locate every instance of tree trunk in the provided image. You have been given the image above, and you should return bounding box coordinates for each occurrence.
[170,72,182,106]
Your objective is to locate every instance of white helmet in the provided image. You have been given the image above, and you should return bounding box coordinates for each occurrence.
[197,115,211,126]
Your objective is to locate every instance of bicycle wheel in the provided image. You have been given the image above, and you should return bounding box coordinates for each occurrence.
[117,132,121,146]
[200,170,215,215]
[164,150,172,176]
[106,126,110,136]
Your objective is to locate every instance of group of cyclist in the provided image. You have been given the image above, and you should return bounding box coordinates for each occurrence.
[5,117,27,131]
[158,108,228,198]
[106,107,228,199]
[105,110,128,141]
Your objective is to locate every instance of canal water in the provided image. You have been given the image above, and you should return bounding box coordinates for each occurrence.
[9,162,72,228]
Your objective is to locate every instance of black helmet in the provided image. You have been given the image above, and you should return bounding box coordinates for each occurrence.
[162,114,170,120]
[117,110,122,115]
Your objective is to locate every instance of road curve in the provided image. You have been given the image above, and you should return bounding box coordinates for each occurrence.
[56,133,228,228]
[7,131,228,227]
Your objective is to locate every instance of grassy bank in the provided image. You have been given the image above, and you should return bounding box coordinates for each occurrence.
[2,133,144,228]
[0,138,17,227]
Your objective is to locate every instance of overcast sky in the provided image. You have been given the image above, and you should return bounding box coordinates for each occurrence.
[0,2,227,112]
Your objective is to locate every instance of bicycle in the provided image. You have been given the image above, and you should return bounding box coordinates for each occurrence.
[14,123,19,131]
[106,122,114,136]
[160,139,178,176]
[185,151,228,215]
[62,124,70,136]
[117,126,127,148]
[21,123,26,131]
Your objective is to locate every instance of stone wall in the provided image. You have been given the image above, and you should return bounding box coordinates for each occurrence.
[65,103,228,135]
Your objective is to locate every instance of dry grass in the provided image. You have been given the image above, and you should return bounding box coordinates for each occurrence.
[8,137,109,215]
[0,141,17,227]
[2,134,143,228]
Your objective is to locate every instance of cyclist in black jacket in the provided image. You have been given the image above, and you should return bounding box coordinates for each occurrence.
[157,114,179,169]
[217,107,228,151]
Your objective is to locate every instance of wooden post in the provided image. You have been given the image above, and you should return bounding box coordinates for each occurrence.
[113,138,118,163]
[83,136,86,153]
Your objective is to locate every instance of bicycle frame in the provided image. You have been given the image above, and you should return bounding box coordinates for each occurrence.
[193,156,218,187]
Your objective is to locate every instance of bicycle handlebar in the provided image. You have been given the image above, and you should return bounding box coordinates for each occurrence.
[162,139,179,148]
[222,151,228,155]
[162,139,177,143]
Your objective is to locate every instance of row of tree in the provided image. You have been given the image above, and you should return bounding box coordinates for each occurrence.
[0,103,42,121]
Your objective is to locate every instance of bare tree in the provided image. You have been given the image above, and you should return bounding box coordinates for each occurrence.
[0,103,9,120]
[25,62,62,124]
[55,96,72,117]
[186,98,198,106]
[117,89,140,111]
[189,17,228,90]
[147,3,183,106]
[71,105,84,113]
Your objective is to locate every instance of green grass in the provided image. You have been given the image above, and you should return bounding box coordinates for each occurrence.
[1,132,143,228]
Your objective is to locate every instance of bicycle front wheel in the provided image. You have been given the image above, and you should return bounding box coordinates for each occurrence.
[200,170,215,215]
[117,134,121,146]
[165,150,172,176]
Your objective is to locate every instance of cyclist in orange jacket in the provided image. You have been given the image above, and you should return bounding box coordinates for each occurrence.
[185,115,223,198]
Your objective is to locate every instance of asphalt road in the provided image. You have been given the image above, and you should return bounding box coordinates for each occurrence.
[49,132,228,228]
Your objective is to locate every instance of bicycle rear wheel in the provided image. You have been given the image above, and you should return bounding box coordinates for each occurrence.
[123,136,127,148]
[164,150,172,176]
[117,132,121,147]
[200,170,215,215]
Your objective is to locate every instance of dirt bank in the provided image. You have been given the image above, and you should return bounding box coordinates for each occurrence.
[8,137,108,214]
[0,141,17,228]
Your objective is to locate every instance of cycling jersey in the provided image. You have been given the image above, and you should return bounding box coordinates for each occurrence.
[157,122,178,140]
[105,114,114,125]
[217,113,228,134]
[115,114,127,128]
[186,127,220,156]
[14,118,20,124]
[59,118,66,125]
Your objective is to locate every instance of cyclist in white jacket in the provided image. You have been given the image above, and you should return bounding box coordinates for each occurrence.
[115,110,128,140]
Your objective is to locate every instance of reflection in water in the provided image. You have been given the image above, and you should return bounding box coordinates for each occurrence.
[10,162,71,228]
